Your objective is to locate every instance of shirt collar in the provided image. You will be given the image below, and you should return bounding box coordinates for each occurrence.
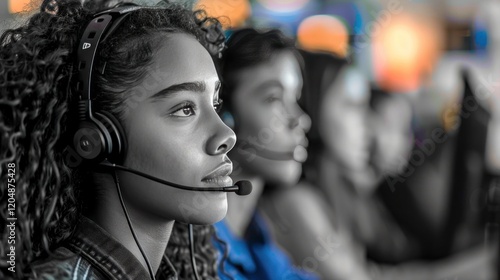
[66,216,177,280]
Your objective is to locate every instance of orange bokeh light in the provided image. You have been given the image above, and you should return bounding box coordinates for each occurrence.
[8,0,33,13]
[257,0,311,13]
[297,15,349,57]
[372,14,442,92]
[195,0,251,29]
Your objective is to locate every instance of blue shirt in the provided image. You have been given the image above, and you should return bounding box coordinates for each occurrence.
[214,213,319,280]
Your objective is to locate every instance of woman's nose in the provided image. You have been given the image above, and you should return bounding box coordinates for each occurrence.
[298,112,312,132]
[206,117,237,156]
[288,104,311,133]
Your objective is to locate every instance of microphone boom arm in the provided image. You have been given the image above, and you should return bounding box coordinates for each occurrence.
[97,161,246,193]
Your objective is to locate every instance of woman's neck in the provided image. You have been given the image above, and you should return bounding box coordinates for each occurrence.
[225,170,265,238]
[319,152,377,196]
[319,152,345,190]
[85,174,174,275]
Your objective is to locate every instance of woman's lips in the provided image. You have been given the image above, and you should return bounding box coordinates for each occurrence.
[201,176,233,187]
[202,164,233,187]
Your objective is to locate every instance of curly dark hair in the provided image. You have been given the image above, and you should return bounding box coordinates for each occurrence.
[0,0,225,278]
[167,224,227,280]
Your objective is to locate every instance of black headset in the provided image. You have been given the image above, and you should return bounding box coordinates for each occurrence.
[71,5,161,280]
[71,4,141,165]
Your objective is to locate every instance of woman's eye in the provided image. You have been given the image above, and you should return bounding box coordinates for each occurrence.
[213,99,223,113]
[170,105,195,117]
[264,96,280,104]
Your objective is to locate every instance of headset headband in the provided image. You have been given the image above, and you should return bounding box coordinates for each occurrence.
[75,4,141,118]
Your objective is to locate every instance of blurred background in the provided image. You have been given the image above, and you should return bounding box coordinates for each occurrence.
[1,0,499,118]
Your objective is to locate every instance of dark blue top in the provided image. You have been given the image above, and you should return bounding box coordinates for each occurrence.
[214,213,319,280]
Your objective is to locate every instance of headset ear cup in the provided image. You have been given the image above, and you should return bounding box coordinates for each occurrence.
[94,111,127,163]
[73,121,107,162]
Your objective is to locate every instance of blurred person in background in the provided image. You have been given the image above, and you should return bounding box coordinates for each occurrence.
[366,2,497,276]
[373,68,497,280]
[214,28,318,280]
[259,50,376,280]
[259,50,418,280]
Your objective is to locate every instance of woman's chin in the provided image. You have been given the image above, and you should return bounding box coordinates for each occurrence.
[175,195,228,225]
[262,161,302,186]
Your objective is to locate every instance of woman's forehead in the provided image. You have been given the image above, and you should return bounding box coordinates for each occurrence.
[134,33,219,98]
[153,33,217,82]
[234,52,303,92]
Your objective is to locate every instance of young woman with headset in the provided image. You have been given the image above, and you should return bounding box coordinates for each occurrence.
[0,1,251,279]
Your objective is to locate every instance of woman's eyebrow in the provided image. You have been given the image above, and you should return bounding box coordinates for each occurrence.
[250,80,284,98]
[149,81,206,102]
[254,80,284,94]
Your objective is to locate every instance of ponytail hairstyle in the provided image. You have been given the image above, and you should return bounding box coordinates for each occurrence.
[0,0,225,278]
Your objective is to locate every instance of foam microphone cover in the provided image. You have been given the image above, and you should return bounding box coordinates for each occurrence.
[235,180,252,196]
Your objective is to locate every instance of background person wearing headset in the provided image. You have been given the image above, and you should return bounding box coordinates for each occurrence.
[0,1,241,279]
[259,51,377,280]
[214,28,318,280]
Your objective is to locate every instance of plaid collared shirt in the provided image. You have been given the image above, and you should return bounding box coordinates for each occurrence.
[28,216,177,280]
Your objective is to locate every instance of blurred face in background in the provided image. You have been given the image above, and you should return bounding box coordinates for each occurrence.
[371,95,414,175]
[319,66,371,172]
[229,50,310,185]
